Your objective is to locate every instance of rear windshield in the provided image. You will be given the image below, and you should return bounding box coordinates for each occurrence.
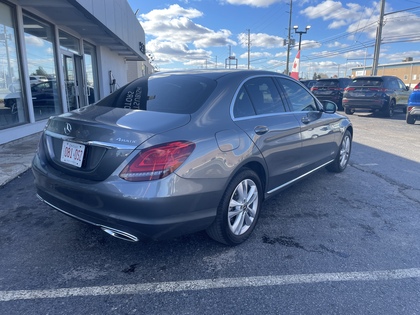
[96,74,217,114]
[314,80,339,87]
[350,78,383,87]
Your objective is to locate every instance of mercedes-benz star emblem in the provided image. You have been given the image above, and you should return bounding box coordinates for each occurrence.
[64,123,72,135]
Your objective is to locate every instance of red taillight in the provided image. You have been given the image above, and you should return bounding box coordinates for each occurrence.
[311,87,318,91]
[414,83,420,91]
[120,141,195,182]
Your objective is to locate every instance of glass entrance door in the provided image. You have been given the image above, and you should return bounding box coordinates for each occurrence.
[62,54,87,110]
[62,54,77,111]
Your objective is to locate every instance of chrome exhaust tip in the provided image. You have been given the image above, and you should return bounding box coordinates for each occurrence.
[101,227,139,242]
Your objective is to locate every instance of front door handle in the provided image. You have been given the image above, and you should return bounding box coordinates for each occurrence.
[254,125,269,135]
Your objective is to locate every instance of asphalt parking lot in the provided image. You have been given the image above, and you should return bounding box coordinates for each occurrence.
[1,111,420,314]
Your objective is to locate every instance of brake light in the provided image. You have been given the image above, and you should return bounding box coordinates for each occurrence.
[414,83,420,91]
[120,141,195,181]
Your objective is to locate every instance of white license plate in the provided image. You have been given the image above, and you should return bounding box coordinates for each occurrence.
[60,141,85,167]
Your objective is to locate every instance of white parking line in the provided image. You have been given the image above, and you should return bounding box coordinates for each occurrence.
[2,268,420,302]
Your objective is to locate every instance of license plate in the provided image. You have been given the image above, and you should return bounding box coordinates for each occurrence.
[60,141,85,167]
[353,92,365,97]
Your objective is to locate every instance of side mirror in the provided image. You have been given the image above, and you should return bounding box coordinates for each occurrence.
[320,100,337,113]
[406,86,410,91]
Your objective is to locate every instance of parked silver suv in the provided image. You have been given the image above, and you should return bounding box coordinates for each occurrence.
[343,76,410,117]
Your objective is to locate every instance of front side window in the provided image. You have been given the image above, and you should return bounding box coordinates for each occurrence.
[397,78,407,90]
[277,78,318,112]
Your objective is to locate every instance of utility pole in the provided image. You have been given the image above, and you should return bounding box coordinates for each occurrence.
[285,0,292,76]
[247,29,251,69]
[372,0,385,75]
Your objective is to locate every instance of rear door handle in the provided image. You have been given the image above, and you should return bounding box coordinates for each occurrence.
[254,125,269,135]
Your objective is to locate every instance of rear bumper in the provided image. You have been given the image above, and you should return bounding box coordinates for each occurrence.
[342,99,386,111]
[408,106,420,116]
[32,154,221,241]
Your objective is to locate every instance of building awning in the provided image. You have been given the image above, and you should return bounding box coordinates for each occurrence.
[17,0,146,61]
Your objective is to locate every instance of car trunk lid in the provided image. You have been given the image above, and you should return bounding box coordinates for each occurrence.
[42,106,190,180]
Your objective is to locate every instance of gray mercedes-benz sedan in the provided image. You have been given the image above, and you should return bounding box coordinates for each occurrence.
[32,70,353,245]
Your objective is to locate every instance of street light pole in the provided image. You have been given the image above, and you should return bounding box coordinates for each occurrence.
[285,0,293,76]
[293,25,311,50]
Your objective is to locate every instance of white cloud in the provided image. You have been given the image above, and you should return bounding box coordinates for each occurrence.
[222,0,283,8]
[139,4,236,67]
[238,32,284,48]
[25,35,44,47]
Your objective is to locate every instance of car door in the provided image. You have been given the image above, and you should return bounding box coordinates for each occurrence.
[232,76,303,192]
[395,77,410,106]
[276,77,340,173]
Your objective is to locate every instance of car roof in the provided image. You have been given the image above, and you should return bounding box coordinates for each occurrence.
[150,69,289,81]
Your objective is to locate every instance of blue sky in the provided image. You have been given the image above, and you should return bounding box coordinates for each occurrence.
[127,0,420,78]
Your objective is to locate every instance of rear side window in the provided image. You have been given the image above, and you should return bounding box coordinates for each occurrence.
[350,78,383,87]
[96,74,217,114]
[276,78,318,112]
[233,77,286,118]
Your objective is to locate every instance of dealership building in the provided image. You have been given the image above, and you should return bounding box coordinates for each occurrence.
[0,0,150,144]
[351,58,420,88]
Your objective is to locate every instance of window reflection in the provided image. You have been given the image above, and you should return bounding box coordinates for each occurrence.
[0,2,27,129]
[83,41,98,105]
[23,14,61,120]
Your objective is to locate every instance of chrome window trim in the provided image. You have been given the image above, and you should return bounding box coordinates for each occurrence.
[230,74,291,121]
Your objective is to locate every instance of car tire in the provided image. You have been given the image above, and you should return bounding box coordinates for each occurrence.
[382,99,395,117]
[206,168,262,245]
[406,113,415,124]
[326,130,352,173]
[344,107,353,115]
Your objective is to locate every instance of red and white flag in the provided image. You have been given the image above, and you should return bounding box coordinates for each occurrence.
[290,50,300,80]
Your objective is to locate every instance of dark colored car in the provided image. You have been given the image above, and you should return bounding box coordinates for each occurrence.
[310,78,352,111]
[33,70,353,245]
[4,80,59,114]
[406,88,420,124]
[343,76,410,117]
[299,79,317,90]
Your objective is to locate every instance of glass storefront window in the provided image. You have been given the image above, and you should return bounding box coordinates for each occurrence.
[0,2,27,129]
[23,14,61,121]
[59,30,80,54]
[83,41,98,105]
